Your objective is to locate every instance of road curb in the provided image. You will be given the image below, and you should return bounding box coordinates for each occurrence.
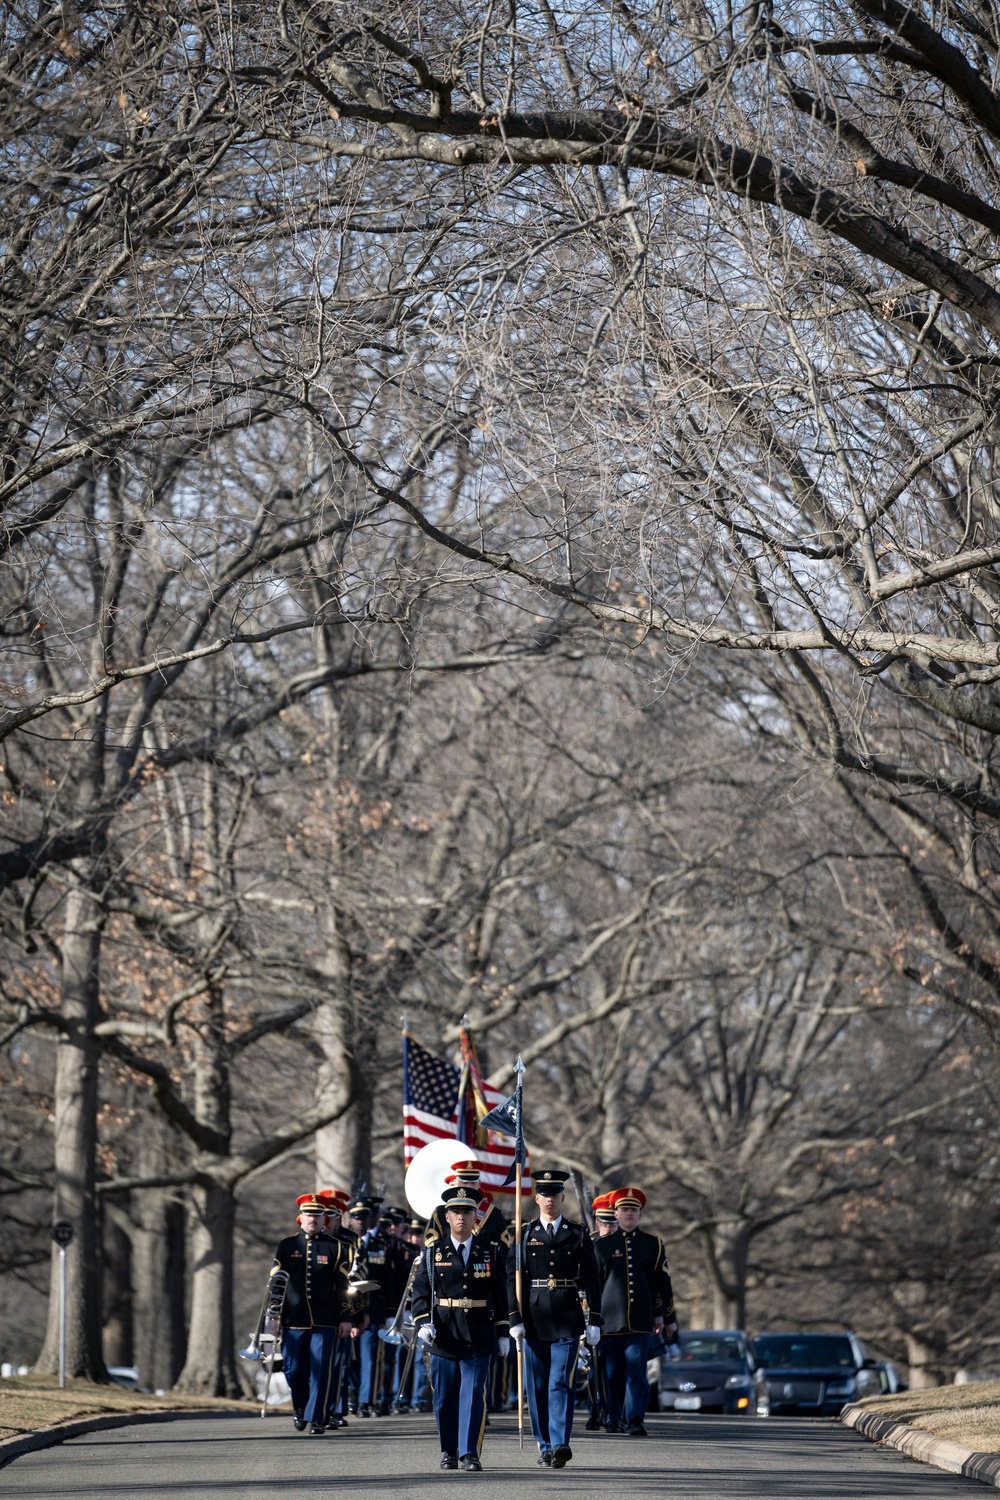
[0,1406,247,1469]
[842,1402,1000,1488]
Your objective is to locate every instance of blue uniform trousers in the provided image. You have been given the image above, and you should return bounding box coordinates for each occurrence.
[430,1353,491,1459]
[412,1342,430,1405]
[602,1333,651,1425]
[524,1336,579,1453]
[356,1324,387,1406]
[281,1326,340,1425]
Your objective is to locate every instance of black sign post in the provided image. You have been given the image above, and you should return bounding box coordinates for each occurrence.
[51,1222,74,1386]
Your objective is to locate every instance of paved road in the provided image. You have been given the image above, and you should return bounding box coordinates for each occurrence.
[2,1409,990,1496]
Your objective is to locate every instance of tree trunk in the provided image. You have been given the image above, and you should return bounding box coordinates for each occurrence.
[173,983,245,1396]
[702,1220,749,1329]
[35,879,108,1379]
[133,1116,187,1392]
[905,1333,946,1388]
[173,1177,244,1396]
[102,1210,133,1368]
[315,1058,370,1192]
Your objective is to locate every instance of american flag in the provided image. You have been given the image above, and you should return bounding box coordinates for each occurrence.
[403,1032,531,1196]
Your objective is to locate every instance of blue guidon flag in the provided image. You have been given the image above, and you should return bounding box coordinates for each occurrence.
[402,1032,530,1195]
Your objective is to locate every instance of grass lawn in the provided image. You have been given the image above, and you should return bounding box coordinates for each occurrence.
[858,1379,1000,1453]
[0,1374,250,1442]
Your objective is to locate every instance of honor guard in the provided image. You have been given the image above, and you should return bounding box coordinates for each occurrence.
[585,1192,617,1429]
[412,1184,510,1471]
[593,1186,677,1436]
[424,1161,508,1250]
[270,1193,357,1434]
[345,1194,409,1417]
[508,1169,602,1469]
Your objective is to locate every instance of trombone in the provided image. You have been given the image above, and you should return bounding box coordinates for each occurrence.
[239,1267,289,1417]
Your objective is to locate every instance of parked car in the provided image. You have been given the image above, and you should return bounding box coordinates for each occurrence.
[657,1329,758,1414]
[751,1331,882,1416]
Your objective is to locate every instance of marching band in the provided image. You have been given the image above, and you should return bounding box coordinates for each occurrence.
[247,1146,678,1472]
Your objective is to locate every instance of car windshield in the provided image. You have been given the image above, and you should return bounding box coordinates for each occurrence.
[753,1335,855,1369]
[674,1334,745,1362]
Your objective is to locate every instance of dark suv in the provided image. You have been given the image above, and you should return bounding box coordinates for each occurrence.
[751,1331,882,1416]
[657,1330,757,1414]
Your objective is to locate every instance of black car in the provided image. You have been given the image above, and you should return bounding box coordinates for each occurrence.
[751,1331,882,1416]
[657,1329,758,1414]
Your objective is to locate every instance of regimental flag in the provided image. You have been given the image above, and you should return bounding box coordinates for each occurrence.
[402,1030,531,1196]
[479,1058,527,1187]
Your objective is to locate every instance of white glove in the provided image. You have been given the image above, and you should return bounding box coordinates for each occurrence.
[585,1325,601,1347]
[497,1337,510,1358]
[418,1325,436,1345]
[509,1323,525,1347]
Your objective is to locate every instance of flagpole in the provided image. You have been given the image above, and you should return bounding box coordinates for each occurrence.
[513,1056,525,1452]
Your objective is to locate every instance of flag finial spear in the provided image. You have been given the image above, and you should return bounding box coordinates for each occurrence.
[515,1054,525,1074]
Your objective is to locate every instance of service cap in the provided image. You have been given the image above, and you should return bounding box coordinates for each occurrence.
[296,1193,328,1215]
[611,1185,647,1210]
[533,1169,570,1193]
[317,1188,349,1214]
[441,1184,482,1212]
[592,1191,617,1221]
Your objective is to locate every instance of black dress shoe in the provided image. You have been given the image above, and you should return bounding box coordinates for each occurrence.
[628,1420,648,1436]
[585,1413,601,1430]
[393,1402,410,1414]
[551,1445,572,1468]
[537,1451,553,1466]
[293,1409,307,1431]
[440,1453,458,1470]
[416,1400,433,1413]
[308,1423,325,1435]
[462,1455,483,1472]
[359,1404,372,1418]
[616,1419,629,1433]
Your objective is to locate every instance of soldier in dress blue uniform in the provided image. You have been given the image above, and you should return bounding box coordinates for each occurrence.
[316,1188,356,1427]
[412,1184,510,1471]
[270,1193,358,1434]
[593,1186,678,1436]
[585,1192,617,1430]
[345,1194,409,1417]
[507,1169,602,1469]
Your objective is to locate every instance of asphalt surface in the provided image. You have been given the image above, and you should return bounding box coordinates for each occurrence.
[1,1409,991,1496]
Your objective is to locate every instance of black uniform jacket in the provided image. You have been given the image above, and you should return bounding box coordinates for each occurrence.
[425,1200,509,1251]
[356,1228,409,1324]
[271,1230,353,1330]
[411,1237,509,1360]
[594,1226,675,1335]
[508,1217,603,1341]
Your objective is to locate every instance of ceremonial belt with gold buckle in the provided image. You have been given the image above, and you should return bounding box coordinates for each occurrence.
[437,1298,488,1309]
[531,1278,578,1289]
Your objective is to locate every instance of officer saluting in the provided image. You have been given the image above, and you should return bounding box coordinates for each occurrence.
[270,1193,357,1435]
[412,1183,510,1472]
[593,1185,677,1436]
[508,1169,602,1469]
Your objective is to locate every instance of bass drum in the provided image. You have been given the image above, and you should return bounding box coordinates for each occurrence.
[404,1139,483,1220]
